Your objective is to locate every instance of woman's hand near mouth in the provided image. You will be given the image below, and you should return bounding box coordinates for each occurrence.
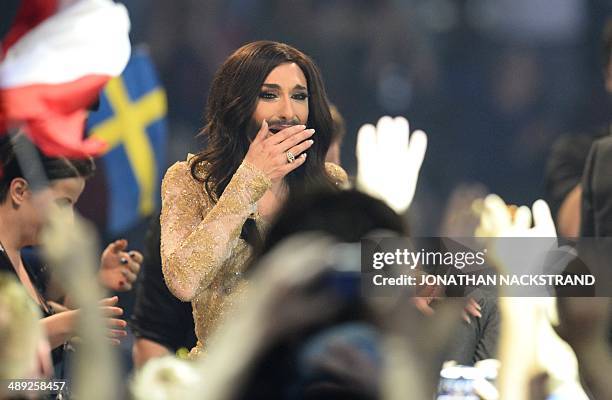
[244,120,315,183]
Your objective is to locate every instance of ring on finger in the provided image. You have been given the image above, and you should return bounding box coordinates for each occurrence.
[286,151,296,163]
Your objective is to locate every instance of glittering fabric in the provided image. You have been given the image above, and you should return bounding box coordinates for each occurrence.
[324,162,350,189]
[161,155,347,356]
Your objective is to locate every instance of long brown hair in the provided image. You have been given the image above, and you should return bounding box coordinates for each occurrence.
[190,41,335,201]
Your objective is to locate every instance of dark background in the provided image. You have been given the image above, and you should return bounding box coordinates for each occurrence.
[119,0,611,235]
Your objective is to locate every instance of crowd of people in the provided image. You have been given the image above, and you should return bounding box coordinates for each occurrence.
[0,2,611,400]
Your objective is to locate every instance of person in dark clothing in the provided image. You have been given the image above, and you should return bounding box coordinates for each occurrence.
[234,189,496,400]
[580,134,612,236]
[545,127,609,237]
[443,289,499,365]
[131,213,197,368]
[545,20,612,237]
[259,190,498,365]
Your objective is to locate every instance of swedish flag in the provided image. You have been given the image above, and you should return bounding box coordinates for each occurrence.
[86,48,167,235]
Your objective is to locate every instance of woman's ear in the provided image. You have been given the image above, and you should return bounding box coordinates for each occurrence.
[8,178,29,206]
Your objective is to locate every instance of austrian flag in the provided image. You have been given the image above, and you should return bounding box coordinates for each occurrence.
[0,0,131,157]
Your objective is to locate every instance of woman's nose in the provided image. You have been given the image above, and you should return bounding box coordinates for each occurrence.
[277,95,296,120]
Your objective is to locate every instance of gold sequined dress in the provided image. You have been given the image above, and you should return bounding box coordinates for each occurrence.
[160,155,348,357]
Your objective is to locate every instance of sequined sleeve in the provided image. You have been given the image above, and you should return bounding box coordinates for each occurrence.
[160,160,272,301]
[325,162,350,188]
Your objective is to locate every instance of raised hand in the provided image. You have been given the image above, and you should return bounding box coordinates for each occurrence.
[475,194,556,238]
[473,196,591,400]
[474,194,558,278]
[356,116,427,214]
[244,120,315,184]
[99,239,143,291]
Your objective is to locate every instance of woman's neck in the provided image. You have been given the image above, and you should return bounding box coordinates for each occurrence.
[0,210,24,269]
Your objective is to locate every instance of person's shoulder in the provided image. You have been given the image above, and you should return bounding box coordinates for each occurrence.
[552,126,611,154]
[551,133,595,155]
[162,154,208,191]
[584,135,612,180]
[324,162,349,188]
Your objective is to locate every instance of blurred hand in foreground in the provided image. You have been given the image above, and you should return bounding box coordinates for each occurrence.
[356,116,427,214]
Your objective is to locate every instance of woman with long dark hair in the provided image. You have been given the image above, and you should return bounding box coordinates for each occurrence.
[160,41,347,356]
[0,133,129,383]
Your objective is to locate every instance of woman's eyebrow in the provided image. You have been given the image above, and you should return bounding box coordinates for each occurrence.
[261,83,308,91]
[261,83,280,89]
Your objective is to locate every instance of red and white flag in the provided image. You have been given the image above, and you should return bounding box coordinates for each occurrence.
[0,0,131,157]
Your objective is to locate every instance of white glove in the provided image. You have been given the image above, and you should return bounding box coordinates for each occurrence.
[474,195,588,400]
[356,116,427,214]
[475,194,556,238]
[475,194,557,276]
